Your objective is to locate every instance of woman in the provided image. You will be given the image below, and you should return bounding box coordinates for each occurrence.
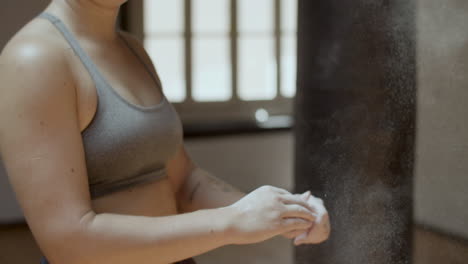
[0,0,330,263]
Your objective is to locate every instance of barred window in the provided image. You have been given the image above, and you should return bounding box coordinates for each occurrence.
[124,0,297,132]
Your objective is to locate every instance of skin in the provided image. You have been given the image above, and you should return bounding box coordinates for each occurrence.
[0,0,330,263]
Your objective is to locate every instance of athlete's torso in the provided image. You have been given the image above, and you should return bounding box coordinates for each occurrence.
[24,11,180,217]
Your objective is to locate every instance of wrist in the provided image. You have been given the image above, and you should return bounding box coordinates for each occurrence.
[217,205,241,245]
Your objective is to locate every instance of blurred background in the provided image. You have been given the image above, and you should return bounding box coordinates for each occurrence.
[0,0,467,263]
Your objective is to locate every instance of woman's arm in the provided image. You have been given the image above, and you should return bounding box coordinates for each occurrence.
[0,38,243,264]
[77,207,237,264]
[179,166,247,213]
[166,145,247,213]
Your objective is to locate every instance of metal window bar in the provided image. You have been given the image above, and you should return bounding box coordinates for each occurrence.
[275,0,282,99]
[231,0,239,101]
[184,0,193,103]
[125,0,294,128]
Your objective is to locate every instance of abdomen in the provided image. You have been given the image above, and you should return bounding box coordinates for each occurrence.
[91,177,179,217]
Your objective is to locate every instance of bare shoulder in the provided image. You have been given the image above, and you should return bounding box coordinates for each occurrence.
[2,15,68,55]
[0,16,78,117]
[0,28,77,124]
[0,17,92,260]
[1,17,74,91]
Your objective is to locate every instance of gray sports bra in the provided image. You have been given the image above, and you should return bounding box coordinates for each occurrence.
[38,12,184,199]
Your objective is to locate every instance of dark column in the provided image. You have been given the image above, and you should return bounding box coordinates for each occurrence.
[293,0,416,264]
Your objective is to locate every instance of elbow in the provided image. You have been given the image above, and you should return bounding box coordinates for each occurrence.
[41,210,98,264]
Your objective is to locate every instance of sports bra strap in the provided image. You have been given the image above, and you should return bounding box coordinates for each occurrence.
[38,12,105,84]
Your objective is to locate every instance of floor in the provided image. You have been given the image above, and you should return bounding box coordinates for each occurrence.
[0,224,466,264]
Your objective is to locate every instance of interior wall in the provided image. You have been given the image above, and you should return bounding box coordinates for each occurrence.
[414,0,468,239]
[0,0,50,49]
[184,132,294,264]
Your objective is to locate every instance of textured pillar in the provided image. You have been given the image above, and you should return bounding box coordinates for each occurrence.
[293,0,416,263]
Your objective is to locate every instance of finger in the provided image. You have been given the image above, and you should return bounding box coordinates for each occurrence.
[293,232,309,245]
[311,196,325,208]
[268,186,292,195]
[280,194,317,213]
[296,230,329,245]
[299,192,311,203]
[294,238,313,246]
[281,204,317,222]
[316,197,324,204]
[282,222,312,238]
[308,195,325,206]
[306,196,328,220]
[306,192,323,201]
[281,231,295,239]
[296,214,331,245]
[279,218,314,233]
[321,213,331,233]
[282,229,309,239]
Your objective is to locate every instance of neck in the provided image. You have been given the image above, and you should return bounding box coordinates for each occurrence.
[48,0,122,41]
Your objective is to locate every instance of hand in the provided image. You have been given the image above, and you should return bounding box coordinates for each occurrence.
[283,191,330,245]
[227,185,318,245]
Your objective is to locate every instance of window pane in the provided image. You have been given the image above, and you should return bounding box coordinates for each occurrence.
[281,0,298,33]
[144,38,186,102]
[238,37,277,101]
[193,38,232,102]
[144,0,184,34]
[193,0,230,34]
[238,0,274,34]
[281,35,297,97]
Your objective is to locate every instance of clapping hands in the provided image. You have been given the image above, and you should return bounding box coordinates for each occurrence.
[281,191,331,245]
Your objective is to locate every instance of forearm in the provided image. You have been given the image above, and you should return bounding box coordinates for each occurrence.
[50,207,237,264]
[177,167,247,213]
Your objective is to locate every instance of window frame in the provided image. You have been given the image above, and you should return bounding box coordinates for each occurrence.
[121,0,295,136]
